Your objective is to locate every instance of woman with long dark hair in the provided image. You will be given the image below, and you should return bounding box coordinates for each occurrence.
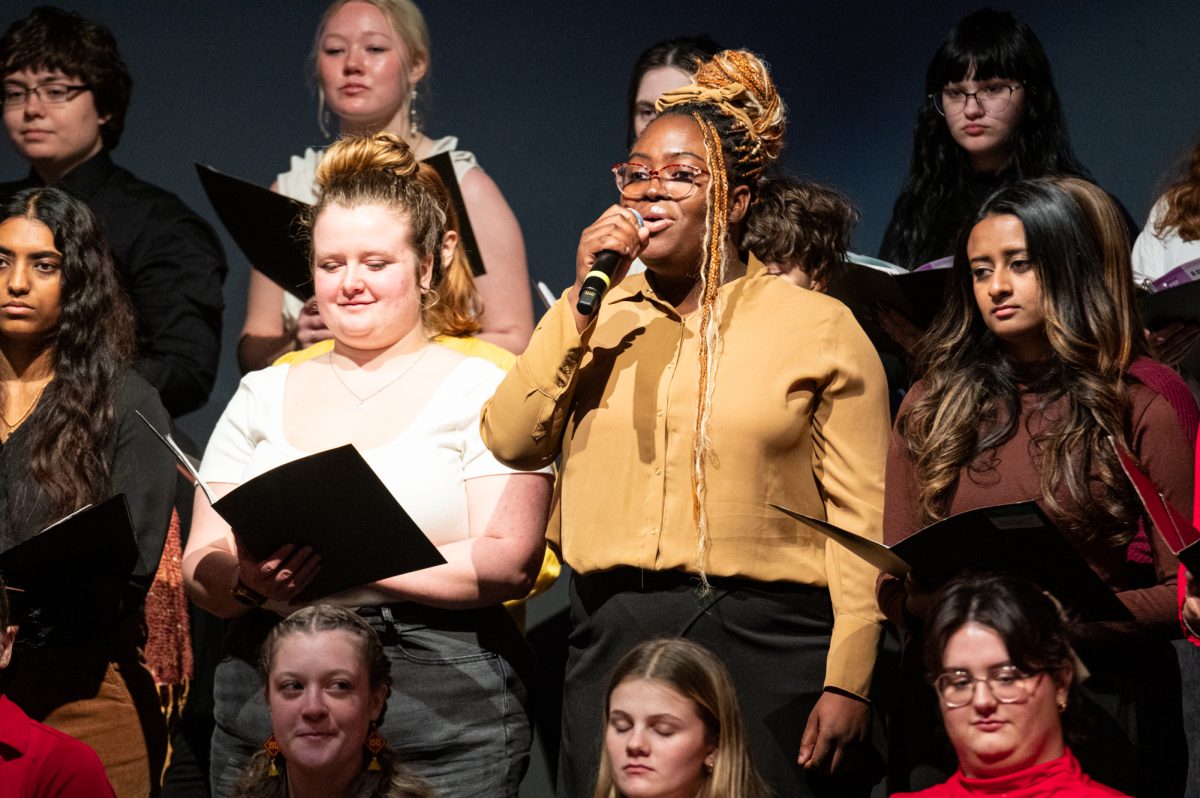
[0,186,175,795]
[880,9,1131,270]
[878,179,1192,794]
[484,50,890,798]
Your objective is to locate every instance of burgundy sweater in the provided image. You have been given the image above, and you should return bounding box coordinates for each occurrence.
[878,377,1194,639]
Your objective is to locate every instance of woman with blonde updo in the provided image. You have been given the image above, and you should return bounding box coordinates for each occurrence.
[483,50,889,798]
[184,131,553,798]
[238,0,533,372]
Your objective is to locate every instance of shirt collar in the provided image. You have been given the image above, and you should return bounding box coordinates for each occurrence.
[0,695,33,757]
[32,150,115,199]
[607,255,765,315]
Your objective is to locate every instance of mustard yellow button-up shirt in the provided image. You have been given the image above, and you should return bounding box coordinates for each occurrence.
[482,262,888,696]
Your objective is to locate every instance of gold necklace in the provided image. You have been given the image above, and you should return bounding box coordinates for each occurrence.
[0,380,50,432]
[329,346,430,408]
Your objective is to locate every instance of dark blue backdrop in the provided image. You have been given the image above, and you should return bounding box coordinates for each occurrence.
[2,1,1197,444]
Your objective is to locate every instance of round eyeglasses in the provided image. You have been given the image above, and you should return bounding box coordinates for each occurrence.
[934,667,1044,709]
[612,162,707,201]
[931,82,1023,117]
[2,83,92,108]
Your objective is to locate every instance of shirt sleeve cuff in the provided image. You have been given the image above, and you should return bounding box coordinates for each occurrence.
[823,614,883,700]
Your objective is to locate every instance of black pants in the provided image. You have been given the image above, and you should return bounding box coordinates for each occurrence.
[558,568,877,798]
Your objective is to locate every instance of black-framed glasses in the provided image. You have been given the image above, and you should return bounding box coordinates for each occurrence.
[612,162,707,200]
[931,82,1023,117]
[2,83,92,108]
[934,666,1044,709]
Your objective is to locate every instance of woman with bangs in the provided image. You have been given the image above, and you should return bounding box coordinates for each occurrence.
[880,9,1134,272]
[878,179,1191,795]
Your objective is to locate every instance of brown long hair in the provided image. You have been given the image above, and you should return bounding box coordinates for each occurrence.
[593,639,765,798]
[2,188,136,524]
[900,179,1139,544]
[1154,137,1200,242]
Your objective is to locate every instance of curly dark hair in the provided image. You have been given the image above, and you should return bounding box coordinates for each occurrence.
[626,35,723,147]
[741,175,858,288]
[900,179,1139,545]
[0,6,133,151]
[882,8,1088,268]
[3,187,136,522]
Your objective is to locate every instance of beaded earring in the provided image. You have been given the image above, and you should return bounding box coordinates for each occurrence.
[264,734,281,777]
[365,724,387,771]
[408,87,420,138]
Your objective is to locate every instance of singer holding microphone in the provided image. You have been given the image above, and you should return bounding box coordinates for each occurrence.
[482,50,890,798]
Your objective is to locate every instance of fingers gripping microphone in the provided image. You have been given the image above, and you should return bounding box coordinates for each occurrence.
[576,210,643,316]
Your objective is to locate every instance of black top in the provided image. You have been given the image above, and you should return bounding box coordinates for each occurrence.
[1,153,227,417]
[879,169,1140,269]
[0,371,177,626]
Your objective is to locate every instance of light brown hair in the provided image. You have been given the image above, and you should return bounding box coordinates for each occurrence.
[742,175,858,289]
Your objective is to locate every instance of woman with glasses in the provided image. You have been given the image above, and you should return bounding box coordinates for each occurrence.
[238,0,533,371]
[880,9,1134,273]
[483,50,890,798]
[892,573,1130,798]
[877,178,1192,794]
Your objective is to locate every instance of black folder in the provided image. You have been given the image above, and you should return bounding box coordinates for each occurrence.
[138,414,447,601]
[825,260,953,354]
[213,445,446,600]
[1140,280,1200,328]
[0,495,139,630]
[771,501,1131,621]
[197,151,484,302]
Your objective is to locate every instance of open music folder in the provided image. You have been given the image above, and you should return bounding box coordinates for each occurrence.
[196,151,484,302]
[140,414,446,601]
[0,494,139,632]
[770,500,1131,621]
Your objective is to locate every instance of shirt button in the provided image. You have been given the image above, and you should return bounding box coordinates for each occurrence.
[654,467,662,476]
[656,410,664,418]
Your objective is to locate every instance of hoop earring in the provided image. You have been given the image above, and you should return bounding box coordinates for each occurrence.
[365,723,387,771]
[264,734,282,777]
[408,87,420,138]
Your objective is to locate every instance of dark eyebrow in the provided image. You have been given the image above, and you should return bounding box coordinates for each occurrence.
[627,149,706,162]
[0,246,61,259]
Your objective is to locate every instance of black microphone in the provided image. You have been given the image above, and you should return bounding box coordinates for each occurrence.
[576,209,643,316]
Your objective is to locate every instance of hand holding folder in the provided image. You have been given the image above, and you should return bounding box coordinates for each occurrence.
[139,414,446,601]
[771,500,1131,621]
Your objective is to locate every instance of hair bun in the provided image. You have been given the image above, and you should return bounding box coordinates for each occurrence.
[694,50,786,161]
[315,131,419,192]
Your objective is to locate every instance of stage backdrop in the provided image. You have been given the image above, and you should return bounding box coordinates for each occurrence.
[1,0,1197,443]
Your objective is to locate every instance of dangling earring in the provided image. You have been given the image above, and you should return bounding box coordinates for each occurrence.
[365,724,387,771]
[408,87,420,139]
[317,87,334,139]
[263,734,281,777]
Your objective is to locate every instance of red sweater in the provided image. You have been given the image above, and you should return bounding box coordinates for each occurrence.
[0,695,114,798]
[890,749,1129,797]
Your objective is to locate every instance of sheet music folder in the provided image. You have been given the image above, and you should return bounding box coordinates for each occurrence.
[826,259,952,354]
[137,414,446,600]
[770,500,1131,621]
[1111,440,1200,574]
[0,495,139,627]
[196,151,484,302]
